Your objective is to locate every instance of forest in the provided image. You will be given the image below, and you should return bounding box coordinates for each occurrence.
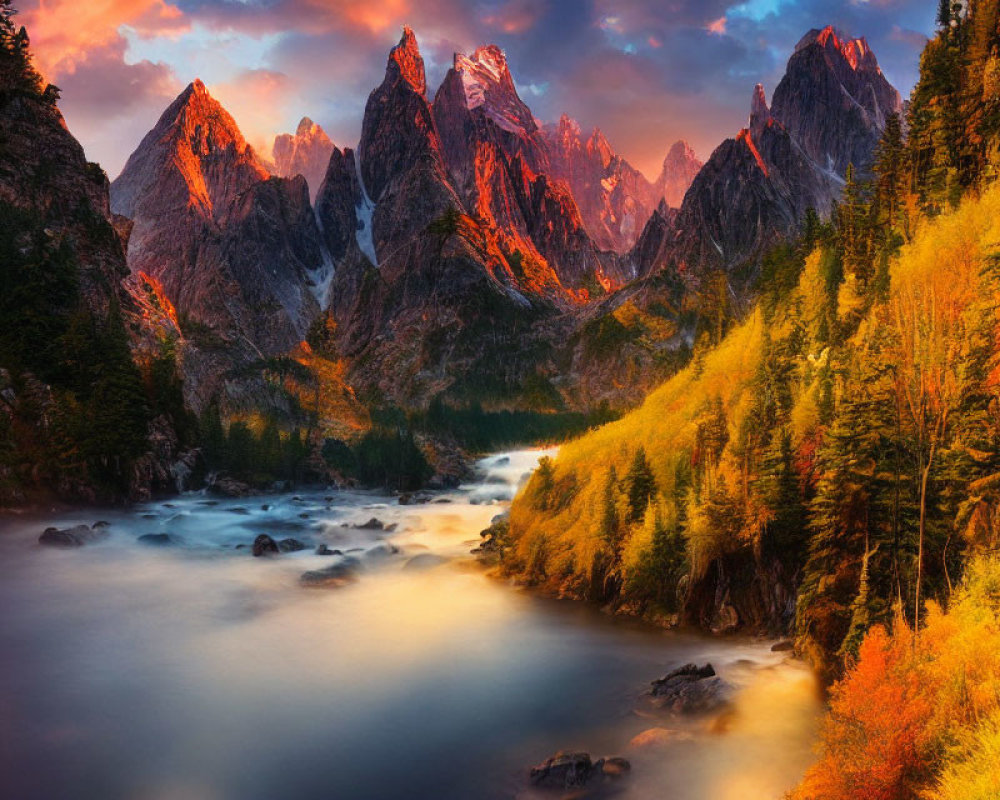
[506,3,1000,795]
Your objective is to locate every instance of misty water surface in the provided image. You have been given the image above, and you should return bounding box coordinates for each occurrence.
[0,450,821,800]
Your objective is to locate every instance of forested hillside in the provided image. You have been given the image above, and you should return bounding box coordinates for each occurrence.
[504,0,1000,684]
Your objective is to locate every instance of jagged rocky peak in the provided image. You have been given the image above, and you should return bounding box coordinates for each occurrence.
[111,78,267,221]
[273,116,335,203]
[798,26,877,71]
[388,25,427,96]
[452,44,537,136]
[657,140,703,208]
[749,83,771,137]
[587,127,614,169]
[771,23,901,174]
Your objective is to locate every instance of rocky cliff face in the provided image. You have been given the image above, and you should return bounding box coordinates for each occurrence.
[771,27,902,176]
[634,25,900,279]
[0,44,191,503]
[272,117,335,202]
[316,29,575,407]
[111,80,324,408]
[543,115,664,254]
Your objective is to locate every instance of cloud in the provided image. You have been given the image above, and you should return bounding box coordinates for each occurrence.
[53,38,181,174]
[19,0,188,79]
[19,0,940,180]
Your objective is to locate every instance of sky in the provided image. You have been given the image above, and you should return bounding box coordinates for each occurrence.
[16,0,938,180]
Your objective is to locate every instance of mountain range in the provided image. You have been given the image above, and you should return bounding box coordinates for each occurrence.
[101,25,897,417]
[0,19,902,501]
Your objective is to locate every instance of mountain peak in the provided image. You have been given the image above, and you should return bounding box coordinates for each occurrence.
[657,139,703,208]
[586,127,613,167]
[295,116,318,136]
[750,83,771,137]
[273,117,334,202]
[796,25,875,71]
[388,26,426,95]
[452,42,535,135]
[666,140,696,161]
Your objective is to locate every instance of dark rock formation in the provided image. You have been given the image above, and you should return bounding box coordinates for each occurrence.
[138,533,180,547]
[529,752,631,788]
[111,81,325,410]
[252,534,280,557]
[650,663,732,714]
[771,27,902,176]
[634,25,901,280]
[299,558,360,588]
[39,525,110,547]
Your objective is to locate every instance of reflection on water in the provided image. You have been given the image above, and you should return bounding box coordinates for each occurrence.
[0,450,821,800]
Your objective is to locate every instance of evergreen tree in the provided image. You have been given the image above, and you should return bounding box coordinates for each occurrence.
[624,447,656,523]
[600,466,621,550]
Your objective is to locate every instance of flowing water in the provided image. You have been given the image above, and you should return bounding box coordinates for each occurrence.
[0,450,821,800]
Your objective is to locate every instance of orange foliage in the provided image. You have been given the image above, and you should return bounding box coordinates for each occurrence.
[794,625,937,800]
[795,557,1000,800]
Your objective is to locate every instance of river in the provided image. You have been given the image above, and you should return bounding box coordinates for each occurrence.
[0,449,821,800]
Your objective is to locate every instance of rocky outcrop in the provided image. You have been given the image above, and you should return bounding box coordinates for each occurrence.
[529,752,630,788]
[649,663,732,714]
[543,114,662,253]
[771,27,902,176]
[272,117,334,202]
[39,524,110,547]
[111,80,325,409]
[634,25,900,281]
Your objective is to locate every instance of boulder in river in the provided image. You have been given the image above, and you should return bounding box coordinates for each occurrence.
[315,544,341,556]
[277,538,307,553]
[355,518,384,530]
[39,524,109,548]
[650,663,732,714]
[529,752,630,788]
[209,476,253,497]
[252,534,280,557]
[299,559,359,588]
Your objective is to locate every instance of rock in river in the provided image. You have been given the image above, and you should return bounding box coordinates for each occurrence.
[277,538,307,553]
[39,524,109,548]
[529,752,630,788]
[138,533,180,547]
[252,534,280,557]
[299,559,360,588]
[650,663,732,714]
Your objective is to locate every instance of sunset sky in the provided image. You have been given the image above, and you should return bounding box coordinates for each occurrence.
[17,0,937,179]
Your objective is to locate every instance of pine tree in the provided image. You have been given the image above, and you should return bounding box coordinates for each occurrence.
[600,465,621,550]
[624,446,656,523]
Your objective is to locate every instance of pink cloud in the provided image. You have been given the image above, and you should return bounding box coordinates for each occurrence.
[19,0,188,80]
[483,0,542,34]
[707,16,727,35]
